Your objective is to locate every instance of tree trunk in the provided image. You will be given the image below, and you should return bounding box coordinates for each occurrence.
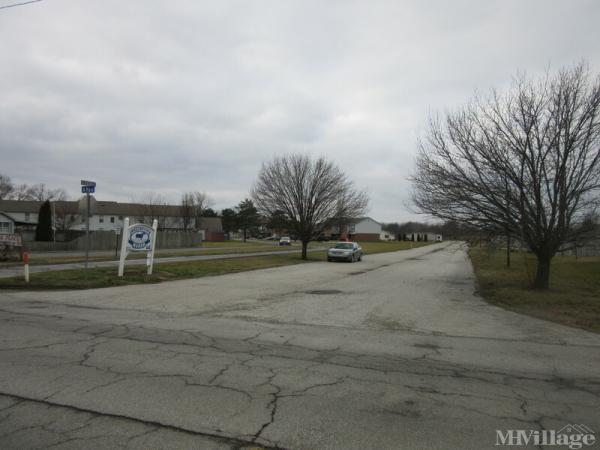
[243,228,247,243]
[533,253,551,289]
[301,241,308,260]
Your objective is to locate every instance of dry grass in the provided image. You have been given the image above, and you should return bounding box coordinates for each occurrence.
[469,247,600,333]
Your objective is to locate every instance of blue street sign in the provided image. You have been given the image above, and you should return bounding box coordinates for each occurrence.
[81,186,95,194]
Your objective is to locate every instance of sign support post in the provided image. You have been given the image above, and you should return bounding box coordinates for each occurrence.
[85,192,90,270]
[80,180,96,272]
[118,218,157,277]
[118,218,129,277]
[23,252,29,283]
[147,219,158,275]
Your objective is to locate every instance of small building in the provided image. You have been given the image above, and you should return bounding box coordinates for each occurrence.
[0,199,224,242]
[197,217,225,242]
[0,212,16,234]
[323,217,383,241]
[350,217,382,241]
[406,232,442,242]
[380,231,396,241]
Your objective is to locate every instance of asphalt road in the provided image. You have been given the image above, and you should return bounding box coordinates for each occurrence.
[0,242,598,449]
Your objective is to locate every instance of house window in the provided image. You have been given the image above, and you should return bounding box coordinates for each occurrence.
[99,215,104,223]
[0,222,10,233]
[24,213,30,221]
[118,216,123,220]
[70,215,75,222]
[110,217,115,223]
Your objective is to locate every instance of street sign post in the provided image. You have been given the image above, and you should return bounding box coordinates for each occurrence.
[80,179,96,272]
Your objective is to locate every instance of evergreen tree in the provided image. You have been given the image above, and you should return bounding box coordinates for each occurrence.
[236,199,259,243]
[35,200,53,241]
[220,208,237,236]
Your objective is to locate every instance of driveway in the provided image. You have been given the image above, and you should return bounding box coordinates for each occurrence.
[0,241,598,449]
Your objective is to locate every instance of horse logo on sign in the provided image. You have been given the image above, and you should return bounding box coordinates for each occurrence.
[127,224,153,251]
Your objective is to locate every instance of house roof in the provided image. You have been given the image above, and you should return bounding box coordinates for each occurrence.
[355,216,382,225]
[0,211,16,222]
[0,211,32,226]
[0,200,43,213]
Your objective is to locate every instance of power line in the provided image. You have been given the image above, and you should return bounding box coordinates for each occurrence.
[0,0,43,10]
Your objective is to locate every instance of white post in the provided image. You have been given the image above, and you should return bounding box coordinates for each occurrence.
[118,218,129,277]
[23,252,30,283]
[147,219,158,275]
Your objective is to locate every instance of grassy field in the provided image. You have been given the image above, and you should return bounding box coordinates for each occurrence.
[0,253,328,290]
[469,247,600,333]
[0,241,326,267]
[0,240,431,267]
[360,240,431,254]
[0,239,435,290]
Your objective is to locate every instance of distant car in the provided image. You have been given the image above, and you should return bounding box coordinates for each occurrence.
[279,236,291,246]
[327,242,362,262]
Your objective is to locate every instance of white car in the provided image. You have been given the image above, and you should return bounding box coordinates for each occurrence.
[327,242,362,262]
[279,236,291,246]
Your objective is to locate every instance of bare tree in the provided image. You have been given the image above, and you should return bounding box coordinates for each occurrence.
[180,192,195,231]
[136,192,171,230]
[412,62,600,289]
[11,184,31,200]
[179,191,213,231]
[53,202,76,234]
[23,183,67,201]
[330,189,369,238]
[252,154,369,259]
[1,179,67,201]
[192,191,212,231]
[0,174,14,199]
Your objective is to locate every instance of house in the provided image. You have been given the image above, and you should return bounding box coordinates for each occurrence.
[323,217,383,241]
[0,212,16,234]
[0,212,24,253]
[406,232,442,242]
[0,199,225,242]
[0,201,39,232]
[379,231,396,241]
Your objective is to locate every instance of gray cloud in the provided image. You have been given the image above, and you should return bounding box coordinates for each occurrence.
[1,0,599,221]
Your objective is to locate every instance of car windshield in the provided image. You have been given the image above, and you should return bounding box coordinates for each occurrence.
[334,243,353,249]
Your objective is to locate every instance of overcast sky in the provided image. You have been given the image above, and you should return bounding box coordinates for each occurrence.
[1,0,599,222]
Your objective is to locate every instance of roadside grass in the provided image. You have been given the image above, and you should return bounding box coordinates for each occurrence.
[359,241,432,254]
[0,242,326,267]
[199,240,275,248]
[0,239,433,291]
[0,253,326,290]
[469,247,600,333]
[0,240,430,268]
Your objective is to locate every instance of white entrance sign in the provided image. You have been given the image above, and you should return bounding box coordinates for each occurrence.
[118,218,158,277]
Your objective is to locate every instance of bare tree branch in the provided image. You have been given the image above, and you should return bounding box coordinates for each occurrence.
[252,154,369,259]
[411,62,600,289]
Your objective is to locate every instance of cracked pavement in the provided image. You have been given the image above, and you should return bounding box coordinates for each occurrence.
[0,241,598,449]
